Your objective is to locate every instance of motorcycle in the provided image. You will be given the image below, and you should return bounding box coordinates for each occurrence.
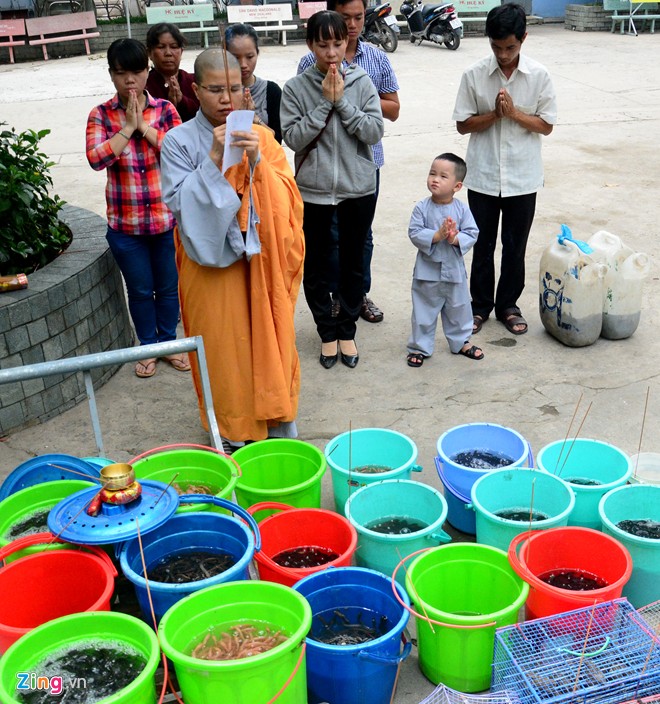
[400,0,462,50]
[362,1,400,53]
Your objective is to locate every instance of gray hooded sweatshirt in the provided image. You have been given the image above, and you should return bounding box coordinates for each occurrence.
[281,63,384,205]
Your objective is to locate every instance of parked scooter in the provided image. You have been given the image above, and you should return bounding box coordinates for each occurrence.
[362,1,400,53]
[400,0,462,50]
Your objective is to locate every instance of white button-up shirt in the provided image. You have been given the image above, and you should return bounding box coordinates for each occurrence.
[452,53,557,198]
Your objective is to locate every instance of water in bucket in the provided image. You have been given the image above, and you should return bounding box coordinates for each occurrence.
[293,567,411,704]
[599,484,660,607]
[537,438,632,529]
[470,468,576,552]
[345,480,450,587]
[325,429,421,514]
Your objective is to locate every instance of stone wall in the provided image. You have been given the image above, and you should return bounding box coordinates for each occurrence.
[0,205,133,435]
[565,3,610,31]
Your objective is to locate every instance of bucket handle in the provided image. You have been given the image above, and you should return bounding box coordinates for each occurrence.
[178,495,261,552]
[0,531,118,576]
[391,548,496,630]
[129,443,242,478]
[357,636,412,665]
[412,464,423,473]
[526,441,534,469]
[247,501,296,517]
[426,530,452,544]
[558,637,611,658]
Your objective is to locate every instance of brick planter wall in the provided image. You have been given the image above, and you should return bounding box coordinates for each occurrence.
[0,205,133,435]
[565,3,609,31]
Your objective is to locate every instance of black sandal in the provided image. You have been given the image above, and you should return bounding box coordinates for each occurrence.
[457,345,484,361]
[407,352,425,367]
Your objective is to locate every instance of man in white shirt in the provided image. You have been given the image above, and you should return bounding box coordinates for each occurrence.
[452,3,557,336]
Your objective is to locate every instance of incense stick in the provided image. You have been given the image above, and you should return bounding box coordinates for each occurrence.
[220,32,234,112]
[347,421,353,521]
[634,386,651,479]
[557,401,592,477]
[153,472,179,507]
[555,393,583,472]
[46,462,101,480]
[571,602,598,696]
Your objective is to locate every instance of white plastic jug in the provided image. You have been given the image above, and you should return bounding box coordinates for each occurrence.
[539,226,606,347]
[588,230,650,339]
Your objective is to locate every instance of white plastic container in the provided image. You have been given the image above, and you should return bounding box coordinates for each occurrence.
[539,230,606,347]
[629,452,660,485]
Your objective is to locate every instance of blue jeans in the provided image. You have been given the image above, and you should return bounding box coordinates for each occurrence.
[106,227,179,346]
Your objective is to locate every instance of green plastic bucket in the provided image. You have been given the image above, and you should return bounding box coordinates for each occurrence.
[0,611,160,704]
[470,468,576,551]
[537,438,631,528]
[325,428,422,514]
[0,480,96,562]
[131,444,240,514]
[233,440,326,521]
[399,544,529,692]
[345,479,450,586]
[159,580,312,704]
[599,484,660,608]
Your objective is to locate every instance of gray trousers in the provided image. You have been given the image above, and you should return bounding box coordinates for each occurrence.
[408,278,473,356]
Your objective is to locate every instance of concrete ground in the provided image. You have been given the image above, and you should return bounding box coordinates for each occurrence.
[1,25,660,701]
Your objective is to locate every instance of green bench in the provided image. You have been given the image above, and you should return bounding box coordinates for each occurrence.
[452,0,502,27]
[603,0,660,34]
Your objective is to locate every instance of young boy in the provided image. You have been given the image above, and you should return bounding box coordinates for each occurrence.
[406,153,483,367]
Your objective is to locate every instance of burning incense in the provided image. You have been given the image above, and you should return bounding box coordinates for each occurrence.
[558,401,592,477]
[555,393,583,472]
[634,387,651,479]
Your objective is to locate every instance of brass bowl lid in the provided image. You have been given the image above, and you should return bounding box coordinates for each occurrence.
[100,463,135,489]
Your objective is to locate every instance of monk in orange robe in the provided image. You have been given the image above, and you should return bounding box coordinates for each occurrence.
[161,49,304,448]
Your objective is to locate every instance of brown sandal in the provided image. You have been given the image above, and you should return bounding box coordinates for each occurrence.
[135,359,157,378]
[498,307,528,335]
[360,297,384,323]
[164,353,191,372]
[472,314,486,334]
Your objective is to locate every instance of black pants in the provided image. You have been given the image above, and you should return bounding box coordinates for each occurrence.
[303,194,377,342]
[467,190,537,320]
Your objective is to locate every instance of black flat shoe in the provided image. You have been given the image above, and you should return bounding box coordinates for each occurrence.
[319,352,338,369]
[340,352,359,368]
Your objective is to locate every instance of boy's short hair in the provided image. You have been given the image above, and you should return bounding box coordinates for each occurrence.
[145,23,187,50]
[434,153,467,182]
[107,38,148,73]
[306,10,349,43]
[485,3,527,41]
[327,0,367,10]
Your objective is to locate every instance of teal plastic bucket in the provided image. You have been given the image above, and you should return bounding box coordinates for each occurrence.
[119,497,260,623]
[537,438,632,529]
[345,479,450,585]
[470,468,576,551]
[436,423,532,498]
[599,484,660,608]
[325,428,422,514]
[233,440,326,521]
[293,567,411,704]
[398,544,529,692]
[0,612,160,704]
[159,580,312,703]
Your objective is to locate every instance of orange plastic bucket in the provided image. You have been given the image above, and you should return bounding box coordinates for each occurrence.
[248,502,358,588]
[0,532,117,653]
[508,526,633,620]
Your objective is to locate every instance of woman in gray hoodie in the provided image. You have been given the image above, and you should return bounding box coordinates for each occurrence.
[281,11,384,369]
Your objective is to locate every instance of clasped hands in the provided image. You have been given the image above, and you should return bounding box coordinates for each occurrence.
[124,89,150,137]
[322,63,344,104]
[495,88,517,119]
[434,217,459,245]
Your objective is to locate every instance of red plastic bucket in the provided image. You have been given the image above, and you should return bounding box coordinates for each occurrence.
[248,502,358,588]
[0,532,117,653]
[508,527,633,620]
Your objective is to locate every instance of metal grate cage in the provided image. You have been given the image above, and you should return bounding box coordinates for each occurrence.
[420,684,519,704]
[638,601,660,637]
[492,599,660,704]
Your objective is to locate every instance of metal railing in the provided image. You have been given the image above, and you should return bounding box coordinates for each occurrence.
[0,336,221,456]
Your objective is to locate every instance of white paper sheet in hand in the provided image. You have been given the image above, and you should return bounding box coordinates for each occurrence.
[222,110,255,174]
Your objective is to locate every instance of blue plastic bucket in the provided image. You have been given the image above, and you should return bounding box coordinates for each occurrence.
[119,497,260,623]
[537,438,632,529]
[345,480,450,585]
[293,567,411,704]
[470,468,576,551]
[599,484,660,608]
[325,429,422,514]
[436,423,532,498]
[435,458,476,535]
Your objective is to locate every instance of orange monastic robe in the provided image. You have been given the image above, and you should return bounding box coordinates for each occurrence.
[166,124,304,441]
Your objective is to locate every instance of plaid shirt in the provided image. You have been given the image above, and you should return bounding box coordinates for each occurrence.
[297,39,400,167]
[86,92,181,235]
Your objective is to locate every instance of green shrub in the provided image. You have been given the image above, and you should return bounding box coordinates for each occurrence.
[0,124,72,276]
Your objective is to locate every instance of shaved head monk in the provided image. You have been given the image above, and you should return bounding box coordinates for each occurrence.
[161,49,305,452]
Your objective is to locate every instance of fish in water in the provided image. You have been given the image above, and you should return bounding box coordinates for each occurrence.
[451,450,514,470]
[616,519,660,539]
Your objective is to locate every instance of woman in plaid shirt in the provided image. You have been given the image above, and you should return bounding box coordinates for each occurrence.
[86,38,188,378]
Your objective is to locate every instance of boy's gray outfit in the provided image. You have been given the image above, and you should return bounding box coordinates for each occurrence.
[407,197,479,356]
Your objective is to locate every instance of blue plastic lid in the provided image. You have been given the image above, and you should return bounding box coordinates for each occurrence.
[0,454,101,502]
[47,479,179,545]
